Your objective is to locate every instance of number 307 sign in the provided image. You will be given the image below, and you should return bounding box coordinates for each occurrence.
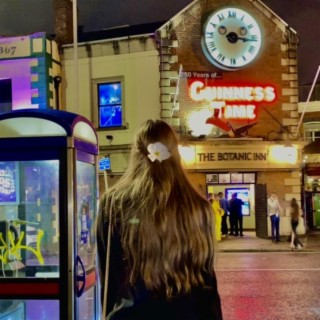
[0,36,31,59]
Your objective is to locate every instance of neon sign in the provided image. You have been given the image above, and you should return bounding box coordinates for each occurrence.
[189,80,276,120]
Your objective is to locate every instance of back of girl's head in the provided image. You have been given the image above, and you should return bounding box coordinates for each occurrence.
[135,119,178,154]
[107,119,215,297]
[116,119,186,206]
[131,119,181,178]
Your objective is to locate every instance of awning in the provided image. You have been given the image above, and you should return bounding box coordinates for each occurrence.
[303,140,320,164]
[303,140,320,154]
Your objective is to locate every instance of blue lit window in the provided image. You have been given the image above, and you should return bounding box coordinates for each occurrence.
[98,82,122,128]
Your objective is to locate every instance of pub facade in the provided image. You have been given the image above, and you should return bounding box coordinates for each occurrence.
[154,0,305,237]
[58,0,307,236]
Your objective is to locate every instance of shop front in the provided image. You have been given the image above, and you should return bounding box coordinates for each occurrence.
[155,0,304,237]
[180,140,305,237]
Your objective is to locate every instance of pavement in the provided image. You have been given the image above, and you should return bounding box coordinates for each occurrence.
[217,230,320,252]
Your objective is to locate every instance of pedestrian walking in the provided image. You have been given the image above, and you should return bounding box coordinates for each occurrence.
[218,192,229,236]
[267,191,282,243]
[96,119,223,320]
[290,198,303,250]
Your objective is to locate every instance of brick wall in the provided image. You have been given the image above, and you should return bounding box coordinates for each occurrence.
[186,172,207,196]
[158,0,299,139]
[53,0,73,45]
[257,170,302,216]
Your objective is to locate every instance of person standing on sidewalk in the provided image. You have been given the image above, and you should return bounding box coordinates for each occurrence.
[290,198,303,250]
[218,192,229,236]
[267,191,282,243]
[229,193,244,236]
[212,193,224,241]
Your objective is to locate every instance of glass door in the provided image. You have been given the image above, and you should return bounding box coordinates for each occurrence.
[314,193,320,229]
[75,155,97,320]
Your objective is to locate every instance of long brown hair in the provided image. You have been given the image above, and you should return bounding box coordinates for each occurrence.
[103,119,215,297]
[291,198,300,220]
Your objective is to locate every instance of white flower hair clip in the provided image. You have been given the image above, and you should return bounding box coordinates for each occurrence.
[147,142,171,162]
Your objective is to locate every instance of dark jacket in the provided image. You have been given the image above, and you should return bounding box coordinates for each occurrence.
[96,199,223,320]
[228,198,244,217]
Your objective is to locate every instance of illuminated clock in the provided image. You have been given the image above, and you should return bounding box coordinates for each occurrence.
[201,8,262,71]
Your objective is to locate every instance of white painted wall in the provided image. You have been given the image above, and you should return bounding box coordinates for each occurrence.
[61,44,161,147]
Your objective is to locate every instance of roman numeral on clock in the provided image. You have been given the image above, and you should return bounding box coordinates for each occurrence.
[249,45,256,54]
[228,10,236,18]
[206,31,214,38]
[230,58,236,66]
[207,41,216,51]
[217,53,225,62]
[218,13,225,21]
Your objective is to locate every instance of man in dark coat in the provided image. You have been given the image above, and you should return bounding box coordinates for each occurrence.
[228,193,244,236]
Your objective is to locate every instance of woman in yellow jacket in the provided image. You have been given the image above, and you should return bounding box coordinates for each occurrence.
[211,193,224,241]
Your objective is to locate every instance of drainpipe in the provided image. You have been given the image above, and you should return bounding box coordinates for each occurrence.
[72,0,79,114]
[53,75,62,110]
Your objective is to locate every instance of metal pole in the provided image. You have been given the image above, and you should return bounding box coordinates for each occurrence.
[72,0,79,114]
[104,170,108,191]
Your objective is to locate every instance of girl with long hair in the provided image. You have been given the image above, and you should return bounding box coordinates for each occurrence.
[290,198,303,250]
[96,119,223,320]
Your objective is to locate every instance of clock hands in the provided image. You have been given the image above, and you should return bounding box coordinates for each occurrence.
[238,36,257,42]
[226,32,257,43]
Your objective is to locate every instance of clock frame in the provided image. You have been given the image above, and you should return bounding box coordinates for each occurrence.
[201,8,262,71]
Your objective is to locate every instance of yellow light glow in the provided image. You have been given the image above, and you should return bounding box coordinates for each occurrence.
[178,145,196,165]
[284,144,297,164]
[187,109,213,136]
[269,145,298,164]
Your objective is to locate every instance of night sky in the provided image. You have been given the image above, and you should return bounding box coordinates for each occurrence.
[0,0,319,86]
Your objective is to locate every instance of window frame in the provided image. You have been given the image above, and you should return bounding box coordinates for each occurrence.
[92,77,126,130]
[303,121,320,142]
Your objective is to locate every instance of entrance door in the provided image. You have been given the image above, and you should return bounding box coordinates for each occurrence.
[255,184,268,238]
[314,193,320,229]
[305,192,314,230]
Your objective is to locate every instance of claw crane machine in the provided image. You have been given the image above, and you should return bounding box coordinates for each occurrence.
[0,109,99,319]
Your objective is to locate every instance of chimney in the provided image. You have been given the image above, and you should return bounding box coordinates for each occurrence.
[53,0,73,45]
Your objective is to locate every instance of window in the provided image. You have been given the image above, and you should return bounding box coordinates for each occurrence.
[304,122,320,142]
[206,172,256,184]
[0,79,12,114]
[92,78,125,129]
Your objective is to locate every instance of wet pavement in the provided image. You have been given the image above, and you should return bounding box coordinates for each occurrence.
[215,231,320,320]
[216,231,320,253]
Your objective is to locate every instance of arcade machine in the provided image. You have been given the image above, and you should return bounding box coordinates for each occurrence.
[0,109,99,319]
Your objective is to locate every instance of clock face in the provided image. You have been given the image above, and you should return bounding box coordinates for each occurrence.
[201,8,262,71]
